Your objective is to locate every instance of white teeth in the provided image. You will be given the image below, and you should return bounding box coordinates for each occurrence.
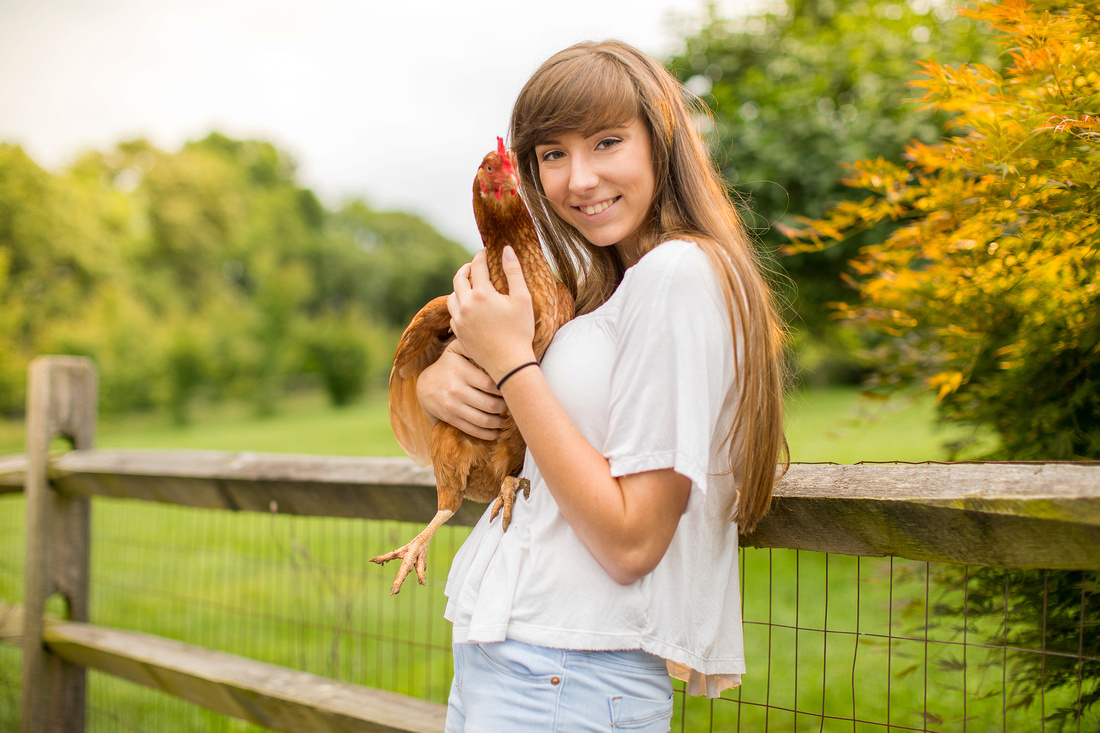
[580,199,615,215]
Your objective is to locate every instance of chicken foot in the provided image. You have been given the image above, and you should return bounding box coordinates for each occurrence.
[370,508,454,595]
[490,476,531,531]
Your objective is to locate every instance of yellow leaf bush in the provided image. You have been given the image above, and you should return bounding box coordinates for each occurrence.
[788,0,1100,459]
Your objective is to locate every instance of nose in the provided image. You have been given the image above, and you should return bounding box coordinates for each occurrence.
[567,152,599,196]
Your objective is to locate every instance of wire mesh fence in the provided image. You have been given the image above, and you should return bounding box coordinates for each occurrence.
[1,492,1097,732]
[699,552,1098,732]
[1,494,465,732]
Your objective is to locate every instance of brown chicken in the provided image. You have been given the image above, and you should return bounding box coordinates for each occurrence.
[372,138,574,594]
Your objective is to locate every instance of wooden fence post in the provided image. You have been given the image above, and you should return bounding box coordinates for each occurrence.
[21,356,97,733]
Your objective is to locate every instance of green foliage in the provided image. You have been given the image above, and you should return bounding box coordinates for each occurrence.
[789,0,1100,460]
[0,246,22,411]
[304,314,375,408]
[164,325,209,425]
[0,142,134,413]
[43,289,163,414]
[926,566,1100,731]
[0,133,469,418]
[327,200,470,329]
[789,2,1100,724]
[668,0,996,342]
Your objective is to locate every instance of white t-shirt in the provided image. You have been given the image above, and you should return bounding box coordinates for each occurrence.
[444,239,744,697]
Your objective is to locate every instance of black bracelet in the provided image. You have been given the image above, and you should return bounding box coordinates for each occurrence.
[495,361,539,390]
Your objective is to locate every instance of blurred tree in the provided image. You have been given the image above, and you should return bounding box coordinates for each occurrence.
[137,139,247,310]
[668,0,996,358]
[0,244,20,413]
[303,312,375,407]
[789,1,1099,722]
[43,289,162,414]
[789,0,1099,460]
[0,143,129,413]
[0,133,469,419]
[327,199,470,329]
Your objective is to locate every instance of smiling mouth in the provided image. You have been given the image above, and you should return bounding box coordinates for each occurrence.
[575,197,620,216]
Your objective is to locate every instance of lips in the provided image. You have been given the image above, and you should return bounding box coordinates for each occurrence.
[575,197,620,216]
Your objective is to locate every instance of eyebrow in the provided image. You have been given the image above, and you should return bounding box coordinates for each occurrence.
[535,127,629,148]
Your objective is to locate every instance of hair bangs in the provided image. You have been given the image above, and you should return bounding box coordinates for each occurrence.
[513,52,642,153]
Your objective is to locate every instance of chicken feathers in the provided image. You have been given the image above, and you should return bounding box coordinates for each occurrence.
[373,138,574,594]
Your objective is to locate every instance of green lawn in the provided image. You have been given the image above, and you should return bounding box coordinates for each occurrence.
[0,388,406,458]
[2,386,1043,733]
[0,384,992,462]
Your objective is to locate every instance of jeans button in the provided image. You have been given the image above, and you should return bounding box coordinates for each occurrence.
[551,676,561,686]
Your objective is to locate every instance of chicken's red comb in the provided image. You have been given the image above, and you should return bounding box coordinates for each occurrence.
[497,136,515,176]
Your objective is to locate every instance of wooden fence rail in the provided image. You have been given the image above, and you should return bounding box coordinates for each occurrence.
[2,356,1099,732]
[4,448,1097,568]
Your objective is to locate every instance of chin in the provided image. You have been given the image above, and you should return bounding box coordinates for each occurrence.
[576,227,626,249]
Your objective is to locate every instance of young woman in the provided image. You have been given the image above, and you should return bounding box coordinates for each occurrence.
[418,40,788,732]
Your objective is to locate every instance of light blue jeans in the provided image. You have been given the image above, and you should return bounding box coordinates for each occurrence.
[445,638,673,732]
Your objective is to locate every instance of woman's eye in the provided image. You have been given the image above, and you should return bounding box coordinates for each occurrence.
[596,137,623,150]
[540,150,564,162]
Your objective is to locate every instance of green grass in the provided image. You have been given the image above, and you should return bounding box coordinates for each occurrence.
[1,386,1039,732]
[0,388,406,457]
[785,387,994,463]
[0,385,993,462]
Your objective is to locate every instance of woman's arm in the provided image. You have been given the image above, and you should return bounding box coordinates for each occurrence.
[499,366,691,583]
[449,248,690,584]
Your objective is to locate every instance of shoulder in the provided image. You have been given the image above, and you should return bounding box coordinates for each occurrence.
[623,239,722,305]
[633,239,709,275]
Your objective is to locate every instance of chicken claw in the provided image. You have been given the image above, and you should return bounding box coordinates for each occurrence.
[371,508,454,595]
[370,538,428,595]
[490,476,531,531]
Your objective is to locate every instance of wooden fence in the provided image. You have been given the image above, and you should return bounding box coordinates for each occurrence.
[1,356,1098,732]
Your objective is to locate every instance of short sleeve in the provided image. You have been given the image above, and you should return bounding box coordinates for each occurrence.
[603,241,734,510]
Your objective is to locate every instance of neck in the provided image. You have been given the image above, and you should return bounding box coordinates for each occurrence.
[485,234,540,294]
[476,198,545,295]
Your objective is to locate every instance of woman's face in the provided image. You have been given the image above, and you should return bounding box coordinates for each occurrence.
[534,117,656,266]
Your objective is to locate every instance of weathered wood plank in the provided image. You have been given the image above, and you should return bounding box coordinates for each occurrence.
[775,462,1099,506]
[743,463,1100,569]
[9,445,1100,568]
[0,453,25,493]
[47,449,487,526]
[42,619,446,733]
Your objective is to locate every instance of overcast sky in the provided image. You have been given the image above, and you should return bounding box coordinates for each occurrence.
[0,0,757,252]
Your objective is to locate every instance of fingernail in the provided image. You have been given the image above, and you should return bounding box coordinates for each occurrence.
[503,246,516,260]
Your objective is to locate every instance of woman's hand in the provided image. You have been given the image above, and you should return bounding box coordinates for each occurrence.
[448,247,536,384]
[416,340,505,440]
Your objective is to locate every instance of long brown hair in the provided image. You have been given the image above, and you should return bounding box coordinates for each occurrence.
[509,40,788,532]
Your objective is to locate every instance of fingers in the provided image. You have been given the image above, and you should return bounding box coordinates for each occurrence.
[468,372,502,399]
[469,249,490,289]
[419,389,503,439]
[449,343,501,395]
[501,246,530,299]
[447,265,467,328]
[447,339,471,359]
[416,344,506,439]
[447,248,534,379]
[463,390,506,419]
[452,262,472,295]
[439,367,506,434]
[449,413,504,441]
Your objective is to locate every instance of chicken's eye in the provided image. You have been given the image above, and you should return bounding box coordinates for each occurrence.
[486,164,494,172]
